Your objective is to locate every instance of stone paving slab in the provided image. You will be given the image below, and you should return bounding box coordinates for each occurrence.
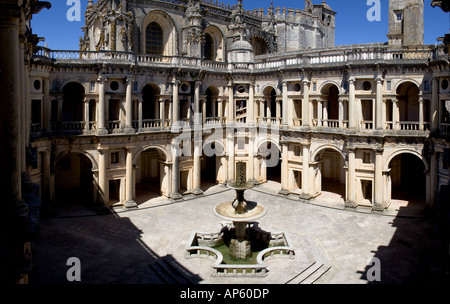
[30,185,445,285]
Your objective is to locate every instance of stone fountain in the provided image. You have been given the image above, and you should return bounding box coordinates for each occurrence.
[213,162,267,260]
[186,162,294,277]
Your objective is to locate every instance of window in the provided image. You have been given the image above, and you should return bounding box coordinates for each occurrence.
[362,152,372,164]
[424,81,430,92]
[396,13,402,21]
[90,81,96,92]
[110,81,119,91]
[363,81,372,91]
[441,79,449,91]
[110,152,120,164]
[33,79,41,91]
[386,81,392,91]
[293,145,301,157]
[146,22,163,55]
[204,33,214,61]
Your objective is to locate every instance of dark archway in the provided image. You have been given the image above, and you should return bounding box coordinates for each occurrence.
[315,148,346,198]
[54,153,93,211]
[62,82,84,122]
[135,148,167,204]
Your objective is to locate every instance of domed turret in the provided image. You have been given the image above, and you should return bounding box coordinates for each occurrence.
[228,38,254,63]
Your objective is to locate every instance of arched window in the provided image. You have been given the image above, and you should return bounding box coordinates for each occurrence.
[146,22,163,55]
[204,33,214,61]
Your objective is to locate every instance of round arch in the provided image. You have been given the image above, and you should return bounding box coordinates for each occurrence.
[319,81,342,95]
[261,84,279,96]
[312,145,346,163]
[53,149,98,172]
[384,149,429,172]
[133,145,171,165]
[394,79,421,93]
[204,25,225,61]
[257,139,281,154]
[141,10,178,56]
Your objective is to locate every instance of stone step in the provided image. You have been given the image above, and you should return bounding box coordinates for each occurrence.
[284,262,330,284]
[148,256,193,284]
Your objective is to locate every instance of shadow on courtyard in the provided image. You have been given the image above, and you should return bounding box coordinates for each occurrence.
[357,189,450,284]
[29,210,202,284]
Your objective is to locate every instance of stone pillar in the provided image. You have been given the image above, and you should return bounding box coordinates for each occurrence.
[375,77,383,130]
[248,128,255,181]
[124,146,137,208]
[138,99,143,131]
[228,82,234,122]
[98,148,108,205]
[41,151,51,210]
[218,98,223,122]
[419,96,424,131]
[346,147,357,207]
[431,77,439,132]
[301,144,310,199]
[392,99,400,131]
[348,78,356,128]
[172,79,180,126]
[194,81,201,125]
[279,143,289,195]
[302,80,310,126]
[97,76,108,135]
[0,10,22,208]
[373,148,384,211]
[171,144,182,200]
[323,99,328,126]
[84,98,90,133]
[282,81,288,126]
[338,98,344,128]
[248,82,255,124]
[160,99,166,127]
[259,99,265,121]
[124,77,135,133]
[227,127,235,181]
[317,99,323,127]
[430,152,438,206]
[193,115,203,195]
[43,78,51,132]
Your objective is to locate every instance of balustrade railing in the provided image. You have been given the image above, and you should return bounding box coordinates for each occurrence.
[398,121,420,131]
[257,117,281,126]
[108,120,122,132]
[361,121,374,130]
[292,118,302,127]
[441,123,450,134]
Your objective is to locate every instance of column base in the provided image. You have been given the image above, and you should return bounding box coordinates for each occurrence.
[96,128,108,136]
[345,200,358,209]
[124,200,138,209]
[278,189,290,196]
[123,126,135,134]
[171,192,183,201]
[193,188,204,196]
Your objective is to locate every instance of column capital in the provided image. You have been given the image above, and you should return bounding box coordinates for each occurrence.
[97,75,108,83]
[98,147,108,154]
[125,76,135,84]
[348,77,355,84]
[126,146,136,152]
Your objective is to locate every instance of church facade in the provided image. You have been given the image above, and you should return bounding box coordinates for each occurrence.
[26,0,449,214]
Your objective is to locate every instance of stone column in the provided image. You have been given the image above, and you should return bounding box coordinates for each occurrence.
[279,143,289,195]
[84,98,90,133]
[259,99,265,121]
[227,127,235,181]
[138,99,143,131]
[323,99,328,126]
[124,146,137,208]
[301,144,310,199]
[375,77,383,130]
[97,76,108,135]
[218,98,223,122]
[43,78,51,132]
[160,99,166,127]
[0,10,22,209]
[248,128,255,181]
[346,147,357,208]
[338,98,344,128]
[248,82,255,124]
[348,78,356,128]
[124,77,135,134]
[282,81,288,126]
[419,96,424,131]
[171,144,182,200]
[41,151,51,210]
[431,77,439,132]
[392,98,400,131]
[193,115,203,195]
[228,82,234,122]
[317,99,323,127]
[172,79,180,126]
[98,148,108,205]
[430,152,438,206]
[302,80,310,126]
[373,148,384,211]
[194,81,201,125]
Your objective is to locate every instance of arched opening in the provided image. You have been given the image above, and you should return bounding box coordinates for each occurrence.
[321,84,340,127]
[250,36,269,56]
[54,153,94,212]
[62,82,85,133]
[135,148,167,204]
[201,141,225,192]
[315,148,346,199]
[146,22,164,55]
[389,153,426,205]
[205,86,219,119]
[142,84,160,124]
[258,140,281,187]
[396,82,422,129]
[204,33,214,61]
[262,86,279,123]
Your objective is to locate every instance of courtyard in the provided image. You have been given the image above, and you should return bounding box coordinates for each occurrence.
[30,183,445,285]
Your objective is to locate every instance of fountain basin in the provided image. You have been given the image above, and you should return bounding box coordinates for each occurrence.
[214,201,267,223]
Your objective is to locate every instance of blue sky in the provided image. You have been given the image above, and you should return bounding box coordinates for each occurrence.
[31,0,449,50]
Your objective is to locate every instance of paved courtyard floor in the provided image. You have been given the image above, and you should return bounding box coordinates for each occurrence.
[30,183,445,285]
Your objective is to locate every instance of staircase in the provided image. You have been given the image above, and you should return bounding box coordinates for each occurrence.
[283,262,331,284]
[148,255,200,284]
